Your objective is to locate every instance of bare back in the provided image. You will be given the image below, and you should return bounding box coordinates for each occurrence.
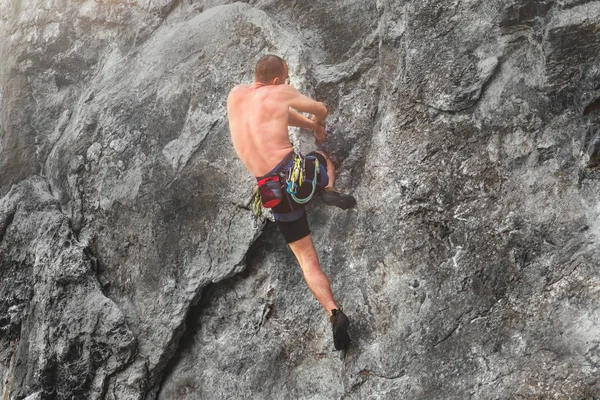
[228,81,327,177]
[228,84,293,177]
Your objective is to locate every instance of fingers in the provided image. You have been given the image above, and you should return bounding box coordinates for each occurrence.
[311,114,326,129]
[310,112,327,143]
[316,126,326,144]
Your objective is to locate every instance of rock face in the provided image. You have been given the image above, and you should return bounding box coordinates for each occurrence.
[0,178,136,399]
[1,0,600,399]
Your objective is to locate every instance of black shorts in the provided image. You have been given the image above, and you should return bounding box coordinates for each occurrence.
[275,213,311,244]
[270,152,329,243]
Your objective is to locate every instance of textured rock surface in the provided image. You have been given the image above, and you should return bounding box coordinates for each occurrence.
[1,0,600,399]
[0,178,136,399]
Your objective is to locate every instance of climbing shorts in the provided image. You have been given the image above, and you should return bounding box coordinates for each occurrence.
[275,213,311,244]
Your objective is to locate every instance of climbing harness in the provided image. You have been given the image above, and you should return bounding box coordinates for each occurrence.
[250,152,321,226]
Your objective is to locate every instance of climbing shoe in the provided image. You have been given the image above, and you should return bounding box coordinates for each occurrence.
[330,309,350,350]
[320,188,356,210]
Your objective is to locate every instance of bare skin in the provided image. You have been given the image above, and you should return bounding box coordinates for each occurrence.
[227,62,339,316]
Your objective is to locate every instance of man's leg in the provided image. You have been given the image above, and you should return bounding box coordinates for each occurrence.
[288,234,337,315]
[313,150,356,209]
[315,150,334,188]
[288,233,351,350]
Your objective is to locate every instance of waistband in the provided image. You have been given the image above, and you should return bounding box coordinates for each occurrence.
[255,151,295,180]
[272,208,306,222]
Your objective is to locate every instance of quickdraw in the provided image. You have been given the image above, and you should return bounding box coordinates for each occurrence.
[250,185,264,229]
[286,153,319,204]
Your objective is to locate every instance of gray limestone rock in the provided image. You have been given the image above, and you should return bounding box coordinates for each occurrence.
[1,0,600,399]
[0,177,136,399]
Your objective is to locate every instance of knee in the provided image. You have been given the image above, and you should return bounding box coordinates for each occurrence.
[303,264,330,284]
[299,254,321,272]
[296,254,324,279]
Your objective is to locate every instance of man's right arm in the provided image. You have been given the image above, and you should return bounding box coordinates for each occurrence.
[279,85,328,121]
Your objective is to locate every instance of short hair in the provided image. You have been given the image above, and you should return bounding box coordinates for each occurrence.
[255,54,286,83]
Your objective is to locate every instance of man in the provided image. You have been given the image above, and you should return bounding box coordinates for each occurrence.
[227,54,355,350]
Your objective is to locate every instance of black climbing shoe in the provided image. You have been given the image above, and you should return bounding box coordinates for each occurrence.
[320,188,356,210]
[330,309,350,350]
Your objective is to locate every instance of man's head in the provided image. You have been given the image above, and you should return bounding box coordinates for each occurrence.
[255,54,288,85]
